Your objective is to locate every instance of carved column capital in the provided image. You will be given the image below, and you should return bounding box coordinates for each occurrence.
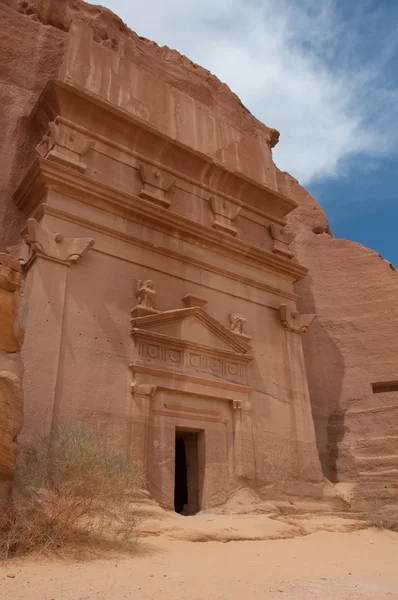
[138,163,175,208]
[268,224,296,259]
[231,399,242,412]
[36,119,93,173]
[231,399,252,414]
[210,196,241,236]
[131,382,157,398]
[241,401,252,414]
[23,219,94,267]
[279,304,316,334]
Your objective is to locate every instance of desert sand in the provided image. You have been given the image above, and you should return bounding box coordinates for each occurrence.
[2,512,397,600]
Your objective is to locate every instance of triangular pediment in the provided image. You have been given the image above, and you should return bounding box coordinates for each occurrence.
[131,307,251,356]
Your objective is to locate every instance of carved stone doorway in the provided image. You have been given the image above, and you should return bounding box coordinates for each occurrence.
[174,429,201,515]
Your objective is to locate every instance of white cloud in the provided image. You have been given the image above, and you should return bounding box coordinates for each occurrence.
[85,0,397,184]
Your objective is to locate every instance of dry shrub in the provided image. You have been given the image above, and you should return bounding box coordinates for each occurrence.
[0,424,143,560]
[362,484,398,532]
[367,504,398,532]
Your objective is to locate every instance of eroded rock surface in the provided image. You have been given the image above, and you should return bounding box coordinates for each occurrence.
[0,253,24,507]
[284,175,398,506]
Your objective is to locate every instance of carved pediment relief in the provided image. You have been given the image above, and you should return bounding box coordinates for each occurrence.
[131,307,252,384]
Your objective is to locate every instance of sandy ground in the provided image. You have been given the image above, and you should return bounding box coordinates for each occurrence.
[1,512,398,600]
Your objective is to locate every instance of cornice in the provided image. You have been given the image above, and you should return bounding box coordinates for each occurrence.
[32,80,297,221]
[47,116,291,227]
[14,158,308,283]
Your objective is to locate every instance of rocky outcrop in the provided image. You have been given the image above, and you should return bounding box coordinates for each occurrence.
[0,253,24,507]
[0,0,397,508]
[282,174,398,506]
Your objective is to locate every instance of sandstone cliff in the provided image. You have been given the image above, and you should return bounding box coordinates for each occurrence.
[280,173,398,504]
[0,0,397,507]
[0,0,278,250]
[291,198,398,504]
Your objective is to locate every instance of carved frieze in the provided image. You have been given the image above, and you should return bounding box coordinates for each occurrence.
[138,163,175,208]
[210,196,241,236]
[268,224,296,259]
[23,219,94,267]
[279,304,316,334]
[36,119,93,173]
[229,313,251,342]
[134,339,248,381]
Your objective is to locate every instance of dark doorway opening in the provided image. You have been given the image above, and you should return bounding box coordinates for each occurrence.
[174,430,200,515]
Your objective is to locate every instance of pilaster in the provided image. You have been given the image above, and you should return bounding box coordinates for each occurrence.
[231,399,255,480]
[16,219,94,438]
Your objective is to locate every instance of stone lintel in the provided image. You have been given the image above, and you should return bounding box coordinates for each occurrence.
[130,364,253,397]
[28,81,298,221]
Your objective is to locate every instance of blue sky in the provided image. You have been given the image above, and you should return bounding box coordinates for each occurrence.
[87,0,398,265]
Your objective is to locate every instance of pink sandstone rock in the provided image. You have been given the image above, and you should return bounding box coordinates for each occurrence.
[0,253,24,507]
[0,0,396,510]
[287,178,398,506]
